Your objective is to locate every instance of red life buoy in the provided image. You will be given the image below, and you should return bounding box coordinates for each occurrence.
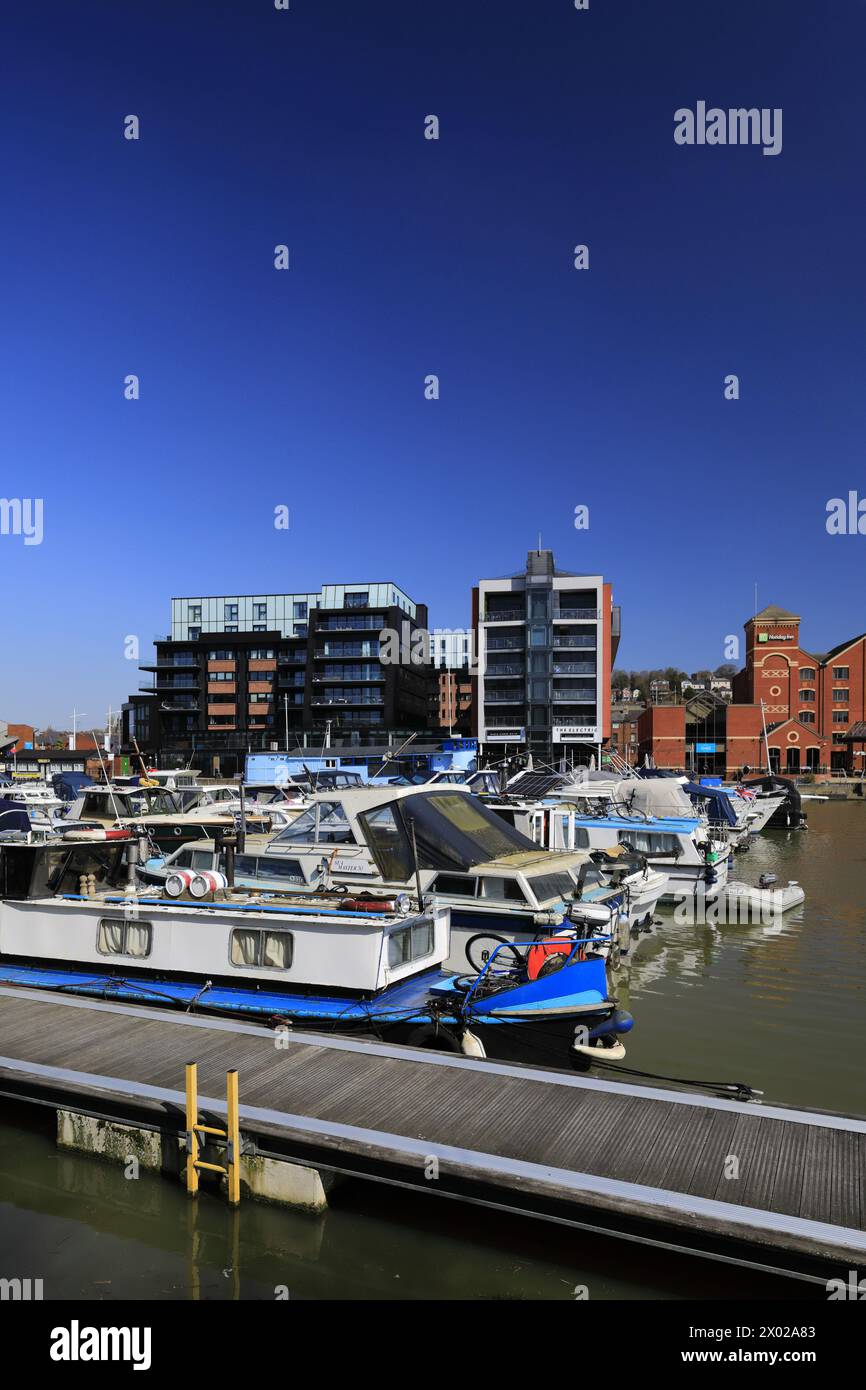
[526,938,577,981]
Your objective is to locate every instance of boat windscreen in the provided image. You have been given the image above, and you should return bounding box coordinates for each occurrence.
[399,791,537,871]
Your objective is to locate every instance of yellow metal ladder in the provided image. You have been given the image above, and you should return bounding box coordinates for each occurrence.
[184,1062,241,1205]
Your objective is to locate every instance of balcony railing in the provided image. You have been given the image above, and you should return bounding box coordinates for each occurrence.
[486,637,524,651]
[483,609,524,623]
[484,717,527,728]
[555,608,599,620]
[552,662,595,675]
[552,688,596,702]
[552,635,595,649]
[484,691,524,703]
[485,663,524,677]
[311,696,384,706]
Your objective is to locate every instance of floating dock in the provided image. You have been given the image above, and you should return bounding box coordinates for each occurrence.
[0,983,862,1285]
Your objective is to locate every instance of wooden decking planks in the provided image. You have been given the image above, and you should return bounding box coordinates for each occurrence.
[0,983,863,1267]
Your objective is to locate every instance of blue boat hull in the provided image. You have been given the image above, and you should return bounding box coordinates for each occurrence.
[0,955,630,1069]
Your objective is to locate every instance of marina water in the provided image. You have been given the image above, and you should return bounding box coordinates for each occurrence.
[2,801,862,1300]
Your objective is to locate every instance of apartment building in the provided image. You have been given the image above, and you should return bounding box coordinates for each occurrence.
[122,583,434,776]
[472,549,620,765]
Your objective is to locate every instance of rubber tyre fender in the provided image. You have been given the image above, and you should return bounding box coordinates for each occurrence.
[405,1023,463,1053]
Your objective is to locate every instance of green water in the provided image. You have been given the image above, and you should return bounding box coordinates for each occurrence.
[0,801,862,1300]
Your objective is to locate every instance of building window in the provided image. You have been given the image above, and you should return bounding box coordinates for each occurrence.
[188,605,201,622]
[225,604,239,622]
[295,625,307,637]
[188,627,201,640]
[832,711,849,723]
[800,668,815,681]
[230,928,293,970]
[249,649,275,659]
[225,625,238,633]
[293,602,308,620]
[253,603,267,621]
[253,624,266,632]
[832,666,849,680]
[799,689,815,702]
[833,689,849,702]
[208,650,234,660]
[344,592,369,608]
[799,711,816,724]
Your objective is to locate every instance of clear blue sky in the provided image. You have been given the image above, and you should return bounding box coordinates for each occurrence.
[2,1,865,727]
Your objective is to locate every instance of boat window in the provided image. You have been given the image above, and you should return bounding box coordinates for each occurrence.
[617,830,680,855]
[387,920,434,967]
[235,855,260,877]
[431,874,479,897]
[230,928,293,970]
[563,822,590,849]
[257,856,305,881]
[96,918,152,959]
[358,804,414,881]
[190,849,215,871]
[526,872,576,905]
[480,877,526,902]
[270,801,354,845]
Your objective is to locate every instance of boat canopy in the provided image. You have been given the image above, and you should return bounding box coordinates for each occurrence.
[52,772,94,802]
[0,798,32,835]
[681,780,738,828]
[614,779,696,821]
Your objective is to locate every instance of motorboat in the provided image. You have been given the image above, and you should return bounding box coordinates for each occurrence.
[0,832,633,1068]
[139,784,647,977]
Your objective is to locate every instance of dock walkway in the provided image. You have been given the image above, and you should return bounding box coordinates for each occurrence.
[0,983,862,1282]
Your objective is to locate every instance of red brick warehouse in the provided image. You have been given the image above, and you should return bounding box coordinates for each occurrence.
[637,605,866,776]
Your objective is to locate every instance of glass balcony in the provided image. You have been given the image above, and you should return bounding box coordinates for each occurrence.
[485,663,524,677]
[484,691,525,703]
[552,687,596,702]
[483,609,524,623]
[552,662,596,675]
[555,608,599,620]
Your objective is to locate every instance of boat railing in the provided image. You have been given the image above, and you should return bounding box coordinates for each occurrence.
[460,934,613,1011]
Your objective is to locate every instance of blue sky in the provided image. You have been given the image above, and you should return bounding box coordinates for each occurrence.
[2,1,865,726]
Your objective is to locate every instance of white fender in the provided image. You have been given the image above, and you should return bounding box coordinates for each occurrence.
[572,1039,626,1061]
[460,1029,486,1059]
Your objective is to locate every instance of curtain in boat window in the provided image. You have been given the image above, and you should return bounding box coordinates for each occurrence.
[230,928,293,969]
[97,919,125,954]
[96,918,151,957]
[263,932,291,968]
[124,922,151,958]
[231,929,259,966]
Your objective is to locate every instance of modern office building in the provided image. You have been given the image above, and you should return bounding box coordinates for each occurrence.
[122,583,434,776]
[472,550,620,764]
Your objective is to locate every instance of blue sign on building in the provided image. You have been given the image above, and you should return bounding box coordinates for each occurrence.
[695,742,717,754]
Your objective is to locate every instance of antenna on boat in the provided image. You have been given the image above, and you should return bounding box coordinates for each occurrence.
[405,814,425,910]
[374,731,418,781]
[90,730,122,824]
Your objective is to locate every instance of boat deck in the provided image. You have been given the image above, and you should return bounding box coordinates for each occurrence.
[0,984,862,1281]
